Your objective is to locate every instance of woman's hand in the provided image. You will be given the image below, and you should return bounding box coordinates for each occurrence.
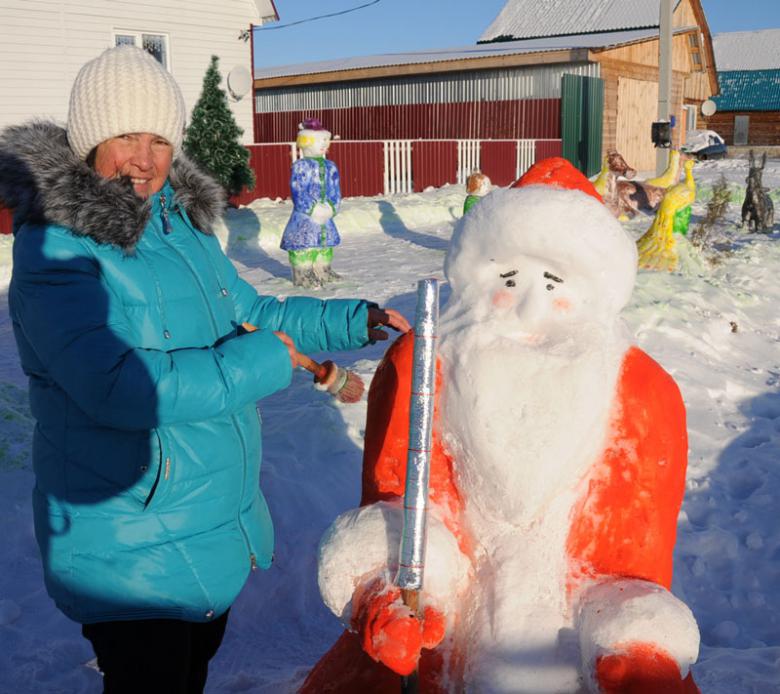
[273,331,301,369]
[367,308,411,342]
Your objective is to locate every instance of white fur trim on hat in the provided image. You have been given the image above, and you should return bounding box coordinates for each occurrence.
[67,45,186,160]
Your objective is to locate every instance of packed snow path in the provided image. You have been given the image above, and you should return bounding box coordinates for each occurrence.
[0,158,778,692]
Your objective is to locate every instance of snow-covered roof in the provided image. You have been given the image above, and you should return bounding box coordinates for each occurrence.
[480,0,682,42]
[712,29,780,71]
[254,28,662,81]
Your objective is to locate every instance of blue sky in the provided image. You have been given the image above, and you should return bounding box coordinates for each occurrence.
[253,0,780,70]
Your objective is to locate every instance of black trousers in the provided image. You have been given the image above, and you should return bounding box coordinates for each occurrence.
[81,610,229,694]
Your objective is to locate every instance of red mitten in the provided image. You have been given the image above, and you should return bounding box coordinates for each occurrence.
[596,643,700,694]
[352,580,446,676]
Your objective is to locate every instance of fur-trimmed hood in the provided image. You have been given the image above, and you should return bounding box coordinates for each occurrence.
[0,121,226,251]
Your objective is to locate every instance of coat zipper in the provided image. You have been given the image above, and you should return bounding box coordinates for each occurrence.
[155,200,255,567]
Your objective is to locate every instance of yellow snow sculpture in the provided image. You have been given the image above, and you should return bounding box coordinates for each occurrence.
[645,149,682,188]
[637,159,696,272]
[592,154,610,196]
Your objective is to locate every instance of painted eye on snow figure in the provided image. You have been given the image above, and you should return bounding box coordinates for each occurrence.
[499,269,517,287]
[544,270,564,291]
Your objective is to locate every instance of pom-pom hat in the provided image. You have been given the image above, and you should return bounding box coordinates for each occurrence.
[67,45,186,160]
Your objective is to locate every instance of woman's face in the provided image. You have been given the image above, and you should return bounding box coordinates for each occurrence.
[94,133,173,198]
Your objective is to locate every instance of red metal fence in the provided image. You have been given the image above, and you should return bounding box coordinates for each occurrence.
[0,205,12,235]
[329,141,385,198]
[412,141,458,192]
[480,141,518,187]
[534,139,563,161]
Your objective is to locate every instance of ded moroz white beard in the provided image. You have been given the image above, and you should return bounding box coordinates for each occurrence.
[437,318,627,536]
[436,317,629,691]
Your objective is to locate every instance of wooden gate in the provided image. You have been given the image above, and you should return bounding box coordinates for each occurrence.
[616,77,658,171]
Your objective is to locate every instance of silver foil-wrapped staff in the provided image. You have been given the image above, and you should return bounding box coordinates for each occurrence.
[396,278,440,598]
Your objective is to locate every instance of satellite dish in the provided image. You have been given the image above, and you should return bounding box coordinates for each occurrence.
[701,99,717,117]
[227,65,252,100]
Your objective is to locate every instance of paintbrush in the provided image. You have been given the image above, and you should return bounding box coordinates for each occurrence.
[241,323,364,404]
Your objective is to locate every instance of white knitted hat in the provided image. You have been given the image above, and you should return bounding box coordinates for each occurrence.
[67,45,186,160]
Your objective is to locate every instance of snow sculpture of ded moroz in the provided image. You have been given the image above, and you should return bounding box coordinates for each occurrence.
[302,158,700,694]
[280,118,342,288]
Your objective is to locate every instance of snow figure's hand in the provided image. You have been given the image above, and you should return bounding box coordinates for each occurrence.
[310,202,333,225]
[595,644,701,693]
[577,579,699,694]
[353,579,446,676]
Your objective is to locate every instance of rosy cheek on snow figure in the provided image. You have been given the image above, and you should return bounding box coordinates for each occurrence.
[491,290,515,309]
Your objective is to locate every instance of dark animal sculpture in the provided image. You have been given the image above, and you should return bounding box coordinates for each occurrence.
[741,151,774,232]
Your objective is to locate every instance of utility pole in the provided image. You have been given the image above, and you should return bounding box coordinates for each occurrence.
[656,0,673,175]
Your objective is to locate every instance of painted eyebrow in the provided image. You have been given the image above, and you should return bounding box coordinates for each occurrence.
[544,271,564,283]
[500,270,518,278]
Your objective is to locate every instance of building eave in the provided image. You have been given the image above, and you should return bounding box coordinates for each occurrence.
[254,48,591,89]
[687,0,719,95]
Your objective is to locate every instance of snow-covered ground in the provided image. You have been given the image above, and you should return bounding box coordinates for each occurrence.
[0,157,779,693]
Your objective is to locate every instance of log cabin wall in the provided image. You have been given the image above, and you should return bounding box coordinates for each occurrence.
[703,112,780,146]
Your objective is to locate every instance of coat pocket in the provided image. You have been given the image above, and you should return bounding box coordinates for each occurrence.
[139,428,170,511]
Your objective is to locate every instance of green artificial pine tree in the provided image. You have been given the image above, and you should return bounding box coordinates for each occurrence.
[184,55,255,196]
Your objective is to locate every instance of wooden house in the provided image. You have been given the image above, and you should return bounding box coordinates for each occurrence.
[252,0,718,187]
[707,29,780,146]
[0,0,279,141]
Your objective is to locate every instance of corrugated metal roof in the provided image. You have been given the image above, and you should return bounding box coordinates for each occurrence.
[713,30,780,71]
[255,63,600,113]
[479,0,682,42]
[254,28,659,81]
[712,69,780,111]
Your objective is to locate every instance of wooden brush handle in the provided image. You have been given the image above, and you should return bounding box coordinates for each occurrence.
[297,353,327,381]
[241,322,326,381]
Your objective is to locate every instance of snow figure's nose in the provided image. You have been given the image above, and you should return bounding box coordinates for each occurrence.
[512,279,548,326]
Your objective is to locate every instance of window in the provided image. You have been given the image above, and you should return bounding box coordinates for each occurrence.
[683,105,697,132]
[113,31,169,69]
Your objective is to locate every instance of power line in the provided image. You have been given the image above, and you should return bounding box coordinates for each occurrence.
[254,0,382,31]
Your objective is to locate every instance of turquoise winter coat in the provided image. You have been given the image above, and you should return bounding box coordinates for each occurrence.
[1,123,371,624]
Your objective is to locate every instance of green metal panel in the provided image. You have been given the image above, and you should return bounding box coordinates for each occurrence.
[561,74,604,177]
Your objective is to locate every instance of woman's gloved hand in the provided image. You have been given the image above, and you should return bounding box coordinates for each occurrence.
[367,307,411,342]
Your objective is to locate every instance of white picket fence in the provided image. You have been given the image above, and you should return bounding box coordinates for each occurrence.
[516,140,536,181]
[383,140,414,195]
[456,140,482,185]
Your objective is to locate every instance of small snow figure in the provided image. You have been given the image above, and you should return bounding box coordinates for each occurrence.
[303,157,701,693]
[463,170,491,215]
[281,118,341,287]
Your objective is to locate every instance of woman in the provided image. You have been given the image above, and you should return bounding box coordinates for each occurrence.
[0,45,408,693]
